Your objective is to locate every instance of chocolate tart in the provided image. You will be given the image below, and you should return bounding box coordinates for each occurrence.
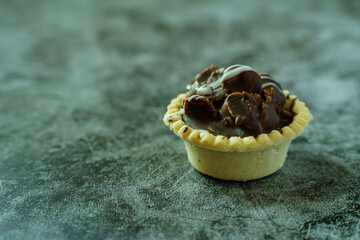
[163,64,312,181]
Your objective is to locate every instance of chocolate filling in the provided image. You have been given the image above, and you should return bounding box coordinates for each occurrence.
[182,64,295,138]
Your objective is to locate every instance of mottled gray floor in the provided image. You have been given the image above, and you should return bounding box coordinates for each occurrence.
[0,0,359,239]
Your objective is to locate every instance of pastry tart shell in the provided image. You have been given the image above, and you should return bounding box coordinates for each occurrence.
[163,91,312,181]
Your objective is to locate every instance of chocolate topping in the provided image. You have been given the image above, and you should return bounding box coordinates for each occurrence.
[184,95,217,120]
[182,64,295,138]
[222,71,262,94]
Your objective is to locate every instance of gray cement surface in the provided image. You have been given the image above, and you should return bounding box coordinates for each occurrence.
[0,0,359,239]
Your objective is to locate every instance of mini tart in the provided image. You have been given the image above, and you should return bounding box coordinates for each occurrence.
[163,91,312,181]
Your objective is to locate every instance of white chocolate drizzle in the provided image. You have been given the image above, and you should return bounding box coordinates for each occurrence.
[223,64,244,75]
[260,74,283,91]
[187,95,207,102]
[196,85,214,96]
[260,74,274,81]
[262,82,282,92]
[221,65,254,83]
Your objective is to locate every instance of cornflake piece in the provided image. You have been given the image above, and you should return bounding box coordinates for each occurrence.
[207,71,220,84]
[224,92,262,132]
[261,88,280,130]
[261,84,286,106]
[187,65,219,94]
[184,95,217,120]
[195,64,219,83]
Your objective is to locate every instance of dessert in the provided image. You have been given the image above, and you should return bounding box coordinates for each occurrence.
[164,64,312,181]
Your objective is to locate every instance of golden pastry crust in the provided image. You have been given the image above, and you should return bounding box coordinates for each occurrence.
[163,91,312,152]
[184,140,291,181]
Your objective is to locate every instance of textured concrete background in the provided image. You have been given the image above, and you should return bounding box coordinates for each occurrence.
[0,0,359,239]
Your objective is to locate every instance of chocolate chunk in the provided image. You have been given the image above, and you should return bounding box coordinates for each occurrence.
[261,86,286,107]
[262,84,285,106]
[261,87,275,101]
[184,95,217,120]
[222,71,262,94]
[224,92,262,132]
[186,65,219,92]
[260,75,285,106]
[195,64,219,83]
[260,89,280,130]
[261,102,279,130]
[260,74,282,90]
